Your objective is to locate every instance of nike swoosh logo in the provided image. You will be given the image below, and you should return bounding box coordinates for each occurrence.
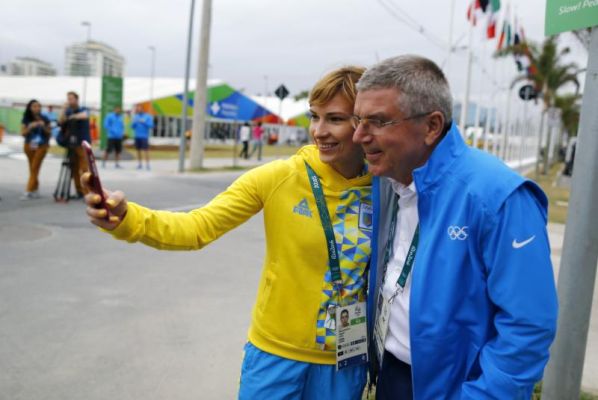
[512,235,536,249]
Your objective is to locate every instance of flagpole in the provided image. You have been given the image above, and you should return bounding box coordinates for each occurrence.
[446,0,457,79]
[459,1,475,136]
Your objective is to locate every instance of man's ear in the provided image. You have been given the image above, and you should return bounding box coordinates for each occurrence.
[423,111,446,146]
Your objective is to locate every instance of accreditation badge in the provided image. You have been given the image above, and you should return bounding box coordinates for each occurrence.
[335,302,368,370]
[373,292,391,367]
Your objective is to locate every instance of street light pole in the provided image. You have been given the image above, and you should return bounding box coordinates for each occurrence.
[148,46,156,103]
[541,26,598,400]
[189,0,213,170]
[178,0,196,173]
[81,21,91,107]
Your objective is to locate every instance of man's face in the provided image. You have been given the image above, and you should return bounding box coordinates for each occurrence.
[353,88,430,184]
[67,94,79,108]
[114,106,122,114]
[340,311,349,327]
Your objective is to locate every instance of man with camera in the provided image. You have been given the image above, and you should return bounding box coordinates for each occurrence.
[58,91,90,198]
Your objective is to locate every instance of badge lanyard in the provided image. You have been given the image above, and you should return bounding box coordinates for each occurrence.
[305,162,343,290]
[382,194,420,302]
[306,162,371,366]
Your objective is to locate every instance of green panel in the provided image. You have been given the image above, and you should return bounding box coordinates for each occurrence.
[100,76,123,149]
[545,0,598,36]
[153,95,188,116]
[145,83,237,117]
[0,106,25,133]
[207,84,235,102]
[289,113,310,128]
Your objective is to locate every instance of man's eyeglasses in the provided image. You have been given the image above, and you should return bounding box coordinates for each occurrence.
[350,111,433,134]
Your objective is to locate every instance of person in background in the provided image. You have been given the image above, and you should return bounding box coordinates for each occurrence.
[43,105,60,141]
[238,122,251,159]
[20,99,51,200]
[58,91,90,198]
[249,121,264,161]
[131,104,154,170]
[103,105,125,168]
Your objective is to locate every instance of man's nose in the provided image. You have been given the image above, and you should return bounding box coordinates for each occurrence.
[352,123,369,144]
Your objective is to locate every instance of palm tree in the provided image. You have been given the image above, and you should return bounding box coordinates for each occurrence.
[555,93,581,136]
[496,35,581,174]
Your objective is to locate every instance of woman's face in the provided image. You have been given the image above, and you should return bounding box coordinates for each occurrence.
[31,102,41,115]
[309,93,363,175]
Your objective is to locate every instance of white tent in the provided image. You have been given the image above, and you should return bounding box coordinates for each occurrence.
[0,76,225,111]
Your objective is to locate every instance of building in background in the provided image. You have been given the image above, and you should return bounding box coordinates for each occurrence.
[64,41,125,77]
[2,57,57,76]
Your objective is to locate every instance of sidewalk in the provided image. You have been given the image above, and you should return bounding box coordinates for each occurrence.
[0,134,280,176]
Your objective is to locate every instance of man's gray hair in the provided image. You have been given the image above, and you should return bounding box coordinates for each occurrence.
[356,55,453,126]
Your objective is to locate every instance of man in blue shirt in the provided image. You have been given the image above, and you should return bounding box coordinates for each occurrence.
[353,55,557,399]
[103,106,125,168]
[131,104,154,170]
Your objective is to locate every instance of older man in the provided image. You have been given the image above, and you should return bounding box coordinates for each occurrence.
[353,55,558,399]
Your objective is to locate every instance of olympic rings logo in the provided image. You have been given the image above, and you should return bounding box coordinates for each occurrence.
[447,226,468,240]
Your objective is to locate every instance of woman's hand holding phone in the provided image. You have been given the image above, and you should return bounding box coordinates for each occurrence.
[81,172,128,230]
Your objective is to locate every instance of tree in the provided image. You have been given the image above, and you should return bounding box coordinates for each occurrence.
[293,90,309,101]
[554,93,581,137]
[495,35,581,174]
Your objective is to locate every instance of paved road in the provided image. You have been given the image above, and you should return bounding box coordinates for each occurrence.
[1,140,596,399]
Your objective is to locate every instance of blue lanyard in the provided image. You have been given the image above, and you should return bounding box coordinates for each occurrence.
[304,161,343,286]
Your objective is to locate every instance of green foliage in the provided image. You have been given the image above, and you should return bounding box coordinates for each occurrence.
[495,35,581,109]
[554,93,581,136]
[293,90,309,101]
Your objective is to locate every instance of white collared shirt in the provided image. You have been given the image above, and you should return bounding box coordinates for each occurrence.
[382,179,419,365]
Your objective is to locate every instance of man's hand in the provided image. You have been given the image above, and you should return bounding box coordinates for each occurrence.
[81,172,128,230]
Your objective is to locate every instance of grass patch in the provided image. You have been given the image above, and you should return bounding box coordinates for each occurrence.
[532,382,598,399]
[186,166,251,173]
[527,162,569,224]
[48,143,301,160]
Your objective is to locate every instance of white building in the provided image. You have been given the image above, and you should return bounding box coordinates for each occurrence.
[64,40,125,77]
[4,57,57,76]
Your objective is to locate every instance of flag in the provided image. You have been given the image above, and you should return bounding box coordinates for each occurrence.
[497,19,507,50]
[486,0,501,39]
[466,0,489,25]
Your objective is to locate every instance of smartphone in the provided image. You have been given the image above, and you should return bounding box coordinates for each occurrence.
[82,140,110,220]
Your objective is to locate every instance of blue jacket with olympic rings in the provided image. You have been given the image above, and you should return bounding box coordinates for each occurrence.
[367,122,558,399]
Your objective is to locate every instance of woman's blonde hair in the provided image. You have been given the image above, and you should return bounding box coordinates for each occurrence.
[309,66,366,107]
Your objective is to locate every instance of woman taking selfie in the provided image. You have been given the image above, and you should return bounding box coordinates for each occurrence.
[82,66,372,399]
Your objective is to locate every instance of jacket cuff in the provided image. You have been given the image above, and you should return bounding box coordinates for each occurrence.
[103,202,140,241]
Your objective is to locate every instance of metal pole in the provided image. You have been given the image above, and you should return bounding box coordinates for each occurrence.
[501,87,512,161]
[232,120,238,168]
[81,21,91,107]
[459,2,474,135]
[535,110,546,177]
[445,0,457,79]
[178,0,195,173]
[483,96,492,152]
[148,46,156,103]
[542,27,598,400]
[189,0,213,170]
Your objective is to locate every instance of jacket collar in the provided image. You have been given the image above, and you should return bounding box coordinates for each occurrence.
[412,121,466,193]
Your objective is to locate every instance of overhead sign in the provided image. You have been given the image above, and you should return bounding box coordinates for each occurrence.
[519,85,538,101]
[274,84,290,100]
[545,0,598,36]
[100,76,123,149]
